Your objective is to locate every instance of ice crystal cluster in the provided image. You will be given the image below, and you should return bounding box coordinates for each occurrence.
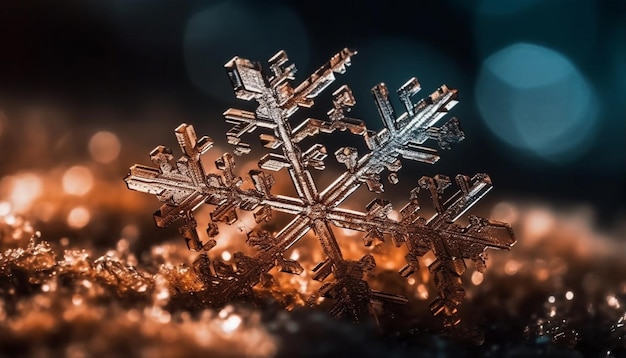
[125,48,515,327]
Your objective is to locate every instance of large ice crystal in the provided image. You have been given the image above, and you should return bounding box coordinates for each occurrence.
[125,48,515,327]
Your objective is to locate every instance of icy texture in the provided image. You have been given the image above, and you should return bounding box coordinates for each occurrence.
[125,49,515,326]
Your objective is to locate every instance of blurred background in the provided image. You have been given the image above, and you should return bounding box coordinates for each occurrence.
[0,0,624,245]
[0,0,624,356]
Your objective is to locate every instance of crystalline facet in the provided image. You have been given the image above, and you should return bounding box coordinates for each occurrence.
[125,48,515,326]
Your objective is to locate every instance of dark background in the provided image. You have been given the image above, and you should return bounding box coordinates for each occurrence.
[0,0,624,229]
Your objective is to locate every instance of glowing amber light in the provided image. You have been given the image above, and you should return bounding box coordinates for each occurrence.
[524,208,555,241]
[471,271,484,286]
[416,284,429,300]
[221,314,242,333]
[89,131,121,163]
[67,207,91,229]
[4,173,43,213]
[0,201,11,216]
[62,166,93,196]
[504,260,521,275]
[221,251,232,261]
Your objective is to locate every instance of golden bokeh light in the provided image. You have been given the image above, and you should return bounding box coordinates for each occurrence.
[2,173,43,213]
[62,166,94,196]
[67,206,91,229]
[88,131,121,164]
[471,271,484,286]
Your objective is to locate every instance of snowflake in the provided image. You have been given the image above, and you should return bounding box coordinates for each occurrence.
[125,48,515,327]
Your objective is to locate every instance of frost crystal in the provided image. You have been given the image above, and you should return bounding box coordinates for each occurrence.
[125,49,515,327]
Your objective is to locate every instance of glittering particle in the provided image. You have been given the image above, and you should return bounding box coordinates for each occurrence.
[62,166,94,196]
[125,48,515,327]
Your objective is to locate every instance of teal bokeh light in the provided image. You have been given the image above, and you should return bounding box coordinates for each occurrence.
[476,43,598,163]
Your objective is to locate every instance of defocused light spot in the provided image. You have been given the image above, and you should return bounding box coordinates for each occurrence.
[4,215,15,225]
[0,201,10,216]
[62,166,93,196]
[548,295,556,303]
[89,131,121,163]
[416,284,429,300]
[67,207,90,229]
[2,173,43,213]
[536,268,549,282]
[221,314,242,333]
[504,260,521,275]
[184,2,310,102]
[471,271,484,285]
[155,287,170,302]
[221,250,232,261]
[116,239,129,252]
[290,249,300,261]
[607,295,620,309]
[72,294,83,306]
[523,208,555,242]
[476,43,598,162]
[126,309,140,323]
[218,306,233,319]
[491,201,518,224]
[157,309,171,324]
[121,224,140,241]
[565,291,574,301]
